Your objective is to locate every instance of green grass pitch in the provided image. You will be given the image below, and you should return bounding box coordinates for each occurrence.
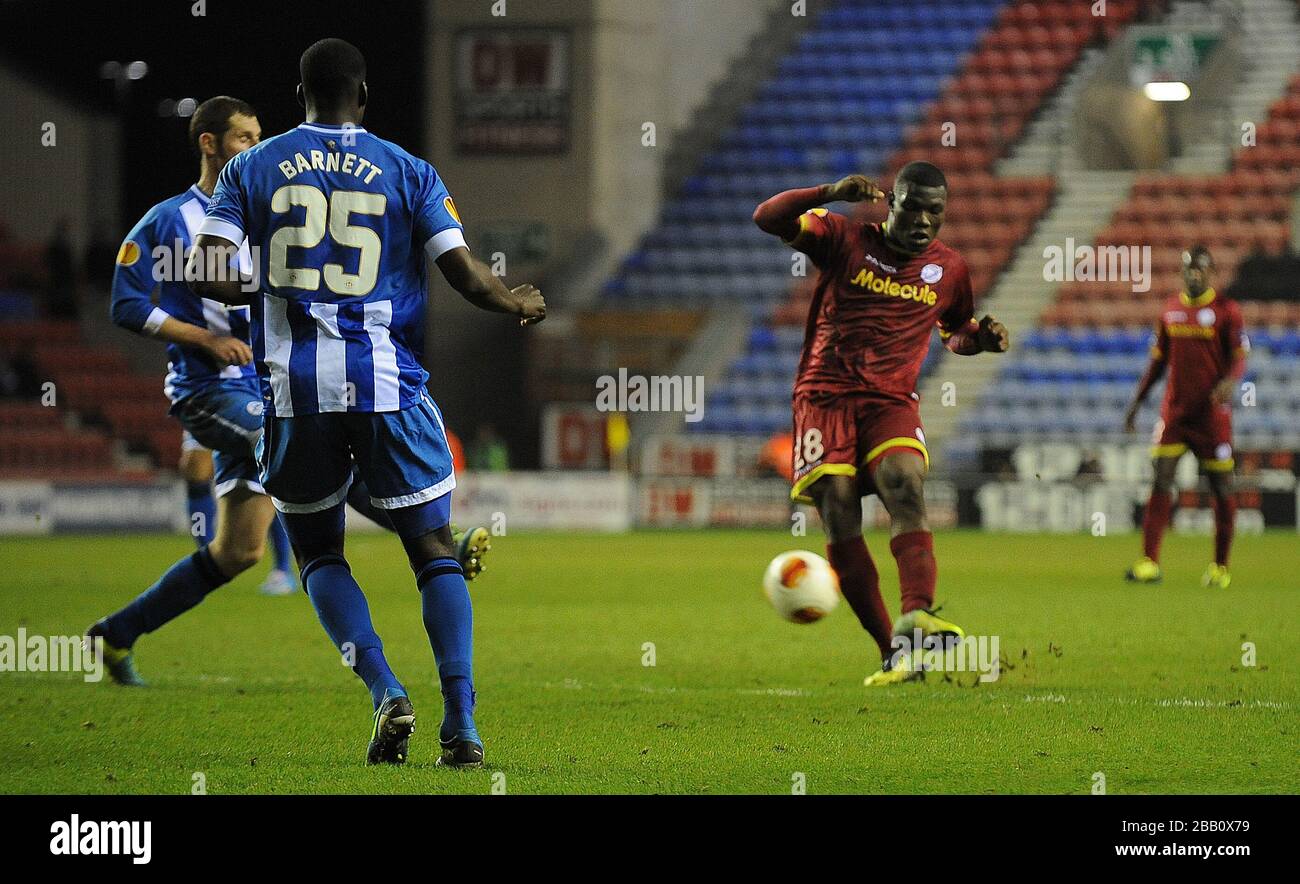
[0,530,1294,794]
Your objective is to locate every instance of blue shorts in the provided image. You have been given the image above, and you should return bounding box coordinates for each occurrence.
[258,392,455,533]
[172,383,265,499]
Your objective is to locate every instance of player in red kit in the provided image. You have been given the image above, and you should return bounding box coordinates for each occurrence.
[753,161,1009,687]
[1124,246,1248,589]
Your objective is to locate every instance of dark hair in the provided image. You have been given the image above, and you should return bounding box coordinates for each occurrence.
[188,96,256,156]
[300,38,366,105]
[895,160,948,191]
[1183,244,1214,267]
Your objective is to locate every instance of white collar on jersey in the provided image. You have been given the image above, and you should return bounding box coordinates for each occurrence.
[298,122,368,135]
[188,184,210,205]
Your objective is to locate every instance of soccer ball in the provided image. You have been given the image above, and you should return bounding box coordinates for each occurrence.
[763,550,840,623]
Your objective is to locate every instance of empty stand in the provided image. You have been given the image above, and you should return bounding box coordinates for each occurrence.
[0,318,178,477]
[657,0,1145,436]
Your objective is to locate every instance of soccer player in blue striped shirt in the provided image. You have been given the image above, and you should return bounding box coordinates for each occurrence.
[86,97,303,690]
[190,39,545,767]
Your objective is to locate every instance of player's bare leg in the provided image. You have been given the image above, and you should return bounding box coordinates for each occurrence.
[809,474,894,663]
[179,448,214,483]
[1129,455,1179,584]
[207,488,278,580]
[1203,468,1235,588]
[873,449,930,539]
[178,448,295,596]
[869,450,964,685]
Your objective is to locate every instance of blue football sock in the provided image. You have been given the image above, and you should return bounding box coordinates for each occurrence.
[101,547,229,648]
[187,482,216,547]
[301,554,404,709]
[415,557,475,735]
[267,514,293,573]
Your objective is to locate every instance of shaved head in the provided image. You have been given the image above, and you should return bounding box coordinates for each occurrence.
[300,38,366,107]
[895,160,948,193]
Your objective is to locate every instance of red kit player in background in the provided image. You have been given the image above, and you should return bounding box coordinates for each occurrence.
[1124,246,1248,589]
[753,161,1009,687]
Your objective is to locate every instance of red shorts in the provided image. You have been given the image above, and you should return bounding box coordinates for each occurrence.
[790,392,929,503]
[1151,407,1234,472]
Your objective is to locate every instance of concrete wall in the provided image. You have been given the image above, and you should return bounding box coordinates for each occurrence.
[590,0,783,256]
[1074,23,1243,171]
[0,64,119,252]
[425,0,780,274]
[421,0,780,459]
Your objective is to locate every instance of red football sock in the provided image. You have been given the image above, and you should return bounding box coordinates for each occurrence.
[826,536,892,660]
[890,530,936,614]
[1142,489,1172,562]
[1212,494,1236,567]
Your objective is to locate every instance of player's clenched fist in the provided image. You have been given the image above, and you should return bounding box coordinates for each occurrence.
[513,284,546,326]
[202,334,254,367]
[827,174,886,204]
[977,314,1009,353]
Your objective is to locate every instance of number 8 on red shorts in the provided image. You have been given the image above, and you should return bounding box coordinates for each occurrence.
[790,392,930,504]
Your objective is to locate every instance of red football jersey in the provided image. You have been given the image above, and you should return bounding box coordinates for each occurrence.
[788,210,976,399]
[1151,289,1248,423]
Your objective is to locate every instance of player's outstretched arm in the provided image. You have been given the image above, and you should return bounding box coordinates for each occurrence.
[186,234,255,306]
[434,246,546,326]
[752,175,884,241]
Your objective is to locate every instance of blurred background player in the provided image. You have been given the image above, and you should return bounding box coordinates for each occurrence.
[87,97,302,691]
[1124,245,1248,589]
[753,161,1009,687]
[190,39,544,767]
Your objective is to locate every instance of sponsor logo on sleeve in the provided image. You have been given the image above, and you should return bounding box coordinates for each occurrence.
[116,241,141,267]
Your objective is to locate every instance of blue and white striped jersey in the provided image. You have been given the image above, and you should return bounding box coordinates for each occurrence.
[199,122,467,417]
[110,185,257,403]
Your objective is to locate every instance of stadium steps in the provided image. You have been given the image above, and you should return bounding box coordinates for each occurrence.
[531,309,707,404]
[642,307,753,440]
[1166,0,1300,174]
[996,47,1109,176]
[660,0,808,199]
[919,169,1138,462]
